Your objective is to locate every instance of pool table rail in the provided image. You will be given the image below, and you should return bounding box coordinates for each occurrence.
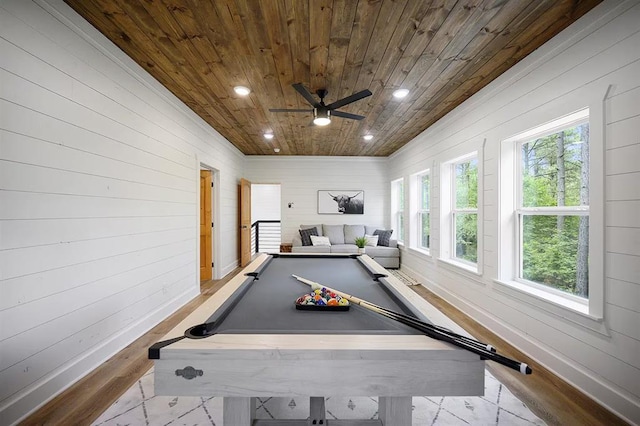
[154,336,484,397]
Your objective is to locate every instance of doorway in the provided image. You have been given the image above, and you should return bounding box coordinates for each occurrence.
[251,184,282,253]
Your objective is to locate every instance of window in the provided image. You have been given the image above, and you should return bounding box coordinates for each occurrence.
[516,111,589,297]
[440,152,480,272]
[499,108,601,317]
[417,171,430,250]
[391,178,404,243]
[453,157,478,264]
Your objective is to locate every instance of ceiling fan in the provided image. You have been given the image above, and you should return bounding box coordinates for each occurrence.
[269,83,372,126]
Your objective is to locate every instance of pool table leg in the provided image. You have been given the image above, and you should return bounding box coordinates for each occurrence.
[223,396,255,425]
[378,396,411,426]
[309,396,326,424]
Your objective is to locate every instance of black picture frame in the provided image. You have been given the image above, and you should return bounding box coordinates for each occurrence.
[317,190,364,214]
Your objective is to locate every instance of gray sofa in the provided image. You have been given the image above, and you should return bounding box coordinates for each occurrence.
[292,224,400,268]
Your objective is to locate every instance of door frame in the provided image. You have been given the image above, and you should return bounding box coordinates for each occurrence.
[199,162,221,280]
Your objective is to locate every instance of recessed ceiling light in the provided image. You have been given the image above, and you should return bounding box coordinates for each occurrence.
[264,132,274,139]
[234,86,250,96]
[393,89,409,99]
[363,134,374,141]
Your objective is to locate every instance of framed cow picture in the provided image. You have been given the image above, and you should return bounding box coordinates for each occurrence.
[318,190,364,214]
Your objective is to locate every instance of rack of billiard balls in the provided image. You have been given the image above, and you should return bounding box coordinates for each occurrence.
[295,287,350,311]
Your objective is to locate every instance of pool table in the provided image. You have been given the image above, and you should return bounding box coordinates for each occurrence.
[150,253,484,425]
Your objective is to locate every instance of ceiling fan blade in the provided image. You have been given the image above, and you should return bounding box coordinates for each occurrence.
[269,108,313,113]
[332,110,366,120]
[326,89,372,110]
[292,83,320,107]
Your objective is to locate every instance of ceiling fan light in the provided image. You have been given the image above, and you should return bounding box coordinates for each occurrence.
[313,117,331,126]
[313,109,331,126]
[234,85,250,96]
[393,88,409,99]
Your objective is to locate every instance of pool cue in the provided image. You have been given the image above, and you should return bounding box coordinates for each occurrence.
[292,274,532,375]
[292,274,495,353]
[294,274,499,359]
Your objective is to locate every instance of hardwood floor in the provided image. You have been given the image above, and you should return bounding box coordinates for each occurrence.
[409,285,630,426]
[22,268,629,426]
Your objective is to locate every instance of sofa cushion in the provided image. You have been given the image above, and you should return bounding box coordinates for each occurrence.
[292,245,331,253]
[323,224,345,245]
[310,235,331,246]
[365,246,399,257]
[374,229,393,246]
[344,224,365,244]
[299,227,318,246]
[330,244,358,253]
[365,225,381,235]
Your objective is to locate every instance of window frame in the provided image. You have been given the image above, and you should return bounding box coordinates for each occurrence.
[418,171,431,251]
[391,178,405,244]
[410,169,431,253]
[440,151,482,274]
[498,107,604,320]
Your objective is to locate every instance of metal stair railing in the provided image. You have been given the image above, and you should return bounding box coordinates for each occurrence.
[251,220,281,254]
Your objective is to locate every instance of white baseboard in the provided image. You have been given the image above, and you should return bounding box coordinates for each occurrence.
[3,287,199,426]
[220,260,240,279]
[401,264,639,424]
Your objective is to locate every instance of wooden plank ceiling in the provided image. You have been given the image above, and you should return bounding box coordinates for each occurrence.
[65,0,602,156]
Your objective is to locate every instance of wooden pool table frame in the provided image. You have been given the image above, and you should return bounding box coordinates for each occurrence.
[151,254,484,425]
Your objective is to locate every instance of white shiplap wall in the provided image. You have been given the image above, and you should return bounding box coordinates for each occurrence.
[0,1,244,424]
[388,1,640,423]
[244,157,389,242]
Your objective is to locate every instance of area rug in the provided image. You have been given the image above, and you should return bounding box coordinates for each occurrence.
[92,367,545,426]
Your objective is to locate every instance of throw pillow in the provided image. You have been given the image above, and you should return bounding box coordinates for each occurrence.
[299,227,318,246]
[364,234,379,247]
[300,224,323,236]
[373,229,393,247]
[323,224,345,245]
[344,224,365,244]
[310,235,331,246]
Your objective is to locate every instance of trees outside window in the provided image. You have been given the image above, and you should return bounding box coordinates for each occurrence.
[517,119,589,298]
[453,157,478,264]
[441,152,480,271]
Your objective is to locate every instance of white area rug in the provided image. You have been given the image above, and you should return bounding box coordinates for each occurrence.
[92,368,545,425]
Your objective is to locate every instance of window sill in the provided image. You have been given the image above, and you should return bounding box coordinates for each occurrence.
[408,247,431,257]
[438,257,481,275]
[437,257,485,287]
[493,279,607,335]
